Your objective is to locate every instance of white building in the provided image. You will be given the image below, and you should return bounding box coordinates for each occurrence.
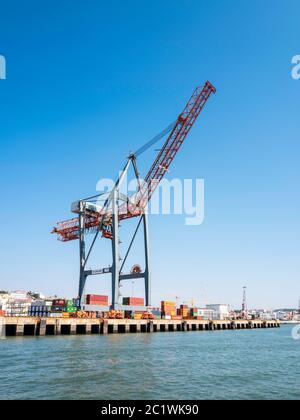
[206,304,230,320]
[197,308,216,320]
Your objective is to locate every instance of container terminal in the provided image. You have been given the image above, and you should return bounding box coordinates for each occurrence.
[0,291,282,338]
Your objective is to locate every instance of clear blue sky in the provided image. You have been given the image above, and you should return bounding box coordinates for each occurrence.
[0,0,299,309]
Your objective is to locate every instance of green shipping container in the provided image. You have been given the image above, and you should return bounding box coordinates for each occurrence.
[66,307,76,313]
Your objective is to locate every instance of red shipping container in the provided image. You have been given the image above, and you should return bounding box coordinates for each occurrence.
[87,300,109,306]
[86,295,108,304]
[87,294,108,302]
[123,297,145,306]
[52,299,66,306]
[131,299,144,305]
[87,298,108,303]
[88,298,108,303]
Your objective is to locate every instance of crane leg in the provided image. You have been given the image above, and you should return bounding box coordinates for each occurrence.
[111,188,120,309]
[78,201,87,307]
[143,212,151,307]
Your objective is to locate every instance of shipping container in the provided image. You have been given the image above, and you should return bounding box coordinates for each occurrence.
[161,302,176,313]
[123,297,145,306]
[87,302,109,308]
[161,301,176,306]
[162,310,176,317]
[151,310,162,316]
[66,306,76,313]
[49,313,63,318]
[51,306,64,312]
[86,295,109,305]
[52,299,66,306]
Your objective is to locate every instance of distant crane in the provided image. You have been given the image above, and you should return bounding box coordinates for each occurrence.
[242,287,248,319]
[52,82,216,308]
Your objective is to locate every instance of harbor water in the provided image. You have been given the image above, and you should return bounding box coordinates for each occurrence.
[0,325,299,400]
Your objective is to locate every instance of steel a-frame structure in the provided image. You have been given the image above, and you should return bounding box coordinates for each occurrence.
[78,156,151,309]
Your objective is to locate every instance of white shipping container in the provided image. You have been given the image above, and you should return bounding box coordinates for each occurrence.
[31,300,46,307]
[49,313,63,318]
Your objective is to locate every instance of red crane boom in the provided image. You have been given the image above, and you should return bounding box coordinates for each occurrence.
[52,81,216,242]
[132,81,216,211]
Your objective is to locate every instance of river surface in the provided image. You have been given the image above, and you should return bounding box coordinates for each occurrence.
[0,325,299,400]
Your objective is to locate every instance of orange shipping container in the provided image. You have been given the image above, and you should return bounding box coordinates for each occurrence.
[161,305,176,311]
[161,301,176,307]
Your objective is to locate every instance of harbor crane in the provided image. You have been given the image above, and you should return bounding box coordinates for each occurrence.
[52,81,216,309]
[242,287,248,319]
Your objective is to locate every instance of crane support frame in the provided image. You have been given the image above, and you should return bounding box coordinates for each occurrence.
[76,156,151,309]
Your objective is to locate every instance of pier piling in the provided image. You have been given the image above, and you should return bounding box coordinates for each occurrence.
[1,317,280,338]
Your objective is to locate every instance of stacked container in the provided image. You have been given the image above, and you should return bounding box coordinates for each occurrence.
[65,300,77,313]
[123,297,145,307]
[178,305,189,318]
[6,299,32,317]
[161,301,176,319]
[189,308,204,320]
[190,308,200,317]
[51,299,66,316]
[149,308,162,319]
[124,310,133,319]
[28,300,52,317]
[133,311,145,320]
